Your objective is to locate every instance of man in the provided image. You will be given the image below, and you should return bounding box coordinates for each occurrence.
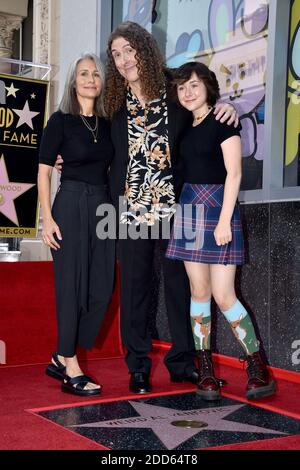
[104,22,238,394]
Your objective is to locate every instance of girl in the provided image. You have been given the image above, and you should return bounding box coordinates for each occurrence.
[166,62,275,401]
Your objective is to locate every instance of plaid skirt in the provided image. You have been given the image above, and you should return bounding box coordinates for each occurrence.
[166,183,245,265]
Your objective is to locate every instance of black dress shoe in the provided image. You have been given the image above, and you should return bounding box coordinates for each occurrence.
[170,370,199,384]
[129,372,151,394]
[170,370,227,387]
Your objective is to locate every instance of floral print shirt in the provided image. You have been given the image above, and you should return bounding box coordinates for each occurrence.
[120,88,176,226]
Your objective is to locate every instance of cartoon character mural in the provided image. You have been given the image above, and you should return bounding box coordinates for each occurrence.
[122,0,269,190]
[208,0,268,163]
[125,0,158,27]
[285,0,300,186]
[168,30,205,68]
[167,0,269,190]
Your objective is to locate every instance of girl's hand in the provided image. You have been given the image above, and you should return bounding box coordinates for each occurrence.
[42,218,62,250]
[214,222,232,246]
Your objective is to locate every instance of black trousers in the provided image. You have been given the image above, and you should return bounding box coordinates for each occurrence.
[51,180,115,357]
[119,234,196,376]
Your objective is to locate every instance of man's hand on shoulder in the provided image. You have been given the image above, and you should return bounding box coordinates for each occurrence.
[214,103,239,128]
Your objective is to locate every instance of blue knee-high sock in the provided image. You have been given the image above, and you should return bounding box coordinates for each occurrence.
[221,300,260,355]
[190,299,211,350]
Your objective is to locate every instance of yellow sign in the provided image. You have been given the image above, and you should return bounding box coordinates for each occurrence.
[285,0,300,169]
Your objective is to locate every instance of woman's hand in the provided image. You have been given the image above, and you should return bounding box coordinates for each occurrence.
[214,221,232,246]
[42,218,62,250]
[214,103,239,127]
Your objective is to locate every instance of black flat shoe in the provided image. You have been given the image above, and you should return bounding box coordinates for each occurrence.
[45,352,66,381]
[129,372,151,394]
[170,370,227,387]
[61,374,102,396]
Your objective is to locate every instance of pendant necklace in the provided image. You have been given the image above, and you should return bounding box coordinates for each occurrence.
[193,106,212,126]
[80,114,98,143]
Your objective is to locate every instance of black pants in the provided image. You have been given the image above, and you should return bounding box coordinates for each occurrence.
[119,235,196,376]
[51,180,115,357]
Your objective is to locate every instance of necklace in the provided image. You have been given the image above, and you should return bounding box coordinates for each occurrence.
[193,106,212,125]
[80,114,98,143]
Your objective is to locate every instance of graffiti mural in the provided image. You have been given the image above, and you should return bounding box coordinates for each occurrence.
[124,0,158,28]
[284,0,300,187]
[208,0,268,163]
[118,0,269,190]
[167,0,269,190]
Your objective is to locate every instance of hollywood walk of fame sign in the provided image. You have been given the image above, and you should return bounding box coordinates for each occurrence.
[0,74,49,237]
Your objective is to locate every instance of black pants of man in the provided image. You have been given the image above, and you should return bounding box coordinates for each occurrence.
[118,235,196,377]
[51,180,115,357]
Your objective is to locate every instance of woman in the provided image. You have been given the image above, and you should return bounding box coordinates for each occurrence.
[166,61,275,401]
[38,53,115,396]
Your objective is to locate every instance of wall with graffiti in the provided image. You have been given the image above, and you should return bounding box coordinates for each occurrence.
[122,0,158,30]
[284,0,300,187]
[122,0,269,191]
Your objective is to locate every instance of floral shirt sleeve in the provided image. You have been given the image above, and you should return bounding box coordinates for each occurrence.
[120,88,176,226]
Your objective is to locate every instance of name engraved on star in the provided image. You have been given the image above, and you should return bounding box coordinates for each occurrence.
[104,407,231,427]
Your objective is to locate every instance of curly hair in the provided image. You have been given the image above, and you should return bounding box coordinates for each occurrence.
[172,61,220,107]
[104,22,166,118]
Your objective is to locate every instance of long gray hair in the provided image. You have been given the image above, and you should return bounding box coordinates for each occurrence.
[59,52,106,116]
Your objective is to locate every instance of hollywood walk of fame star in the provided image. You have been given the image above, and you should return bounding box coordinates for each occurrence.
[0,154,35,226]
[13,100,40,130]
[71,401,286,450]
[5,83,19,98]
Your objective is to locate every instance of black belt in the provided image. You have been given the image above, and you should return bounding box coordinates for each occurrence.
[59,179,107,195]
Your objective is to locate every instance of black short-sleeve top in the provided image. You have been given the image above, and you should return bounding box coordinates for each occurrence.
[39,111,114,185]
[179,110,241,184]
